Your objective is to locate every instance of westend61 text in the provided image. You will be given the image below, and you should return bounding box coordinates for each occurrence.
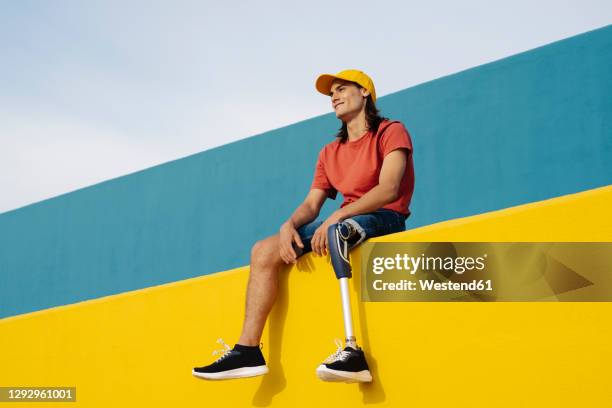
[372,279,493,291]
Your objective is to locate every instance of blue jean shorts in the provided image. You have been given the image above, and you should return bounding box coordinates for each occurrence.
[294,208,408,256]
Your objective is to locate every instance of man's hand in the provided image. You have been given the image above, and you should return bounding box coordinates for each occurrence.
[311,210,346,256]
[279,221,304,264]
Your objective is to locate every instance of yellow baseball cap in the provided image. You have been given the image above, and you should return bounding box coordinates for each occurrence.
[315,69,377,102]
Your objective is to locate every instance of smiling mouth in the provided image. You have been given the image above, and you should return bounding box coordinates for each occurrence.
[334,103,343,109]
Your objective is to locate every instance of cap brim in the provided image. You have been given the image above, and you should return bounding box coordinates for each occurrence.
[315,74,339,97]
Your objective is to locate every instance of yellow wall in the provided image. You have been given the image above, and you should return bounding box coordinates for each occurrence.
[1,185,611,407]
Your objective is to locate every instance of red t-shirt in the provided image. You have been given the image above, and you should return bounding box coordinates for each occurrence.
[310,119,415,216]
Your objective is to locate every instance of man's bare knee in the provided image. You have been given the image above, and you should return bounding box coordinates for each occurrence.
[250,234,282,269]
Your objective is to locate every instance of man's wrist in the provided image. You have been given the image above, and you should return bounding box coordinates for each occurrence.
[334,208,349,221]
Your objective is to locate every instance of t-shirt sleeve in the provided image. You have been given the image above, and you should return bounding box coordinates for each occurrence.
[379,122,413,158]
[310,148,337,200]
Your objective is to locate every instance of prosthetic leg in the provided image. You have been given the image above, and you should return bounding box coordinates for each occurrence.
[327,221,361,347]
[315,220,372,383]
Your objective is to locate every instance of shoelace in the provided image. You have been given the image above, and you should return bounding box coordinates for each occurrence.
[211,338,232,363]
[323,339,352,364]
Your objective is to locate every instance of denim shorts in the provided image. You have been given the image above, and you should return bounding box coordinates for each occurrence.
[294,208,408,256]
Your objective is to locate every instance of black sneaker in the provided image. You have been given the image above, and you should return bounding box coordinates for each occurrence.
[192,339,269,380]
[316,339,372,383]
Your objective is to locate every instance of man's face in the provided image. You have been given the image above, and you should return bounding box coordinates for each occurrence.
[329,80,369,121]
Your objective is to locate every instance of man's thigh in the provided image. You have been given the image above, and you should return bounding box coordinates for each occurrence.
[293,209,406,256]
[346,209,406,244]
[294,219,324,257]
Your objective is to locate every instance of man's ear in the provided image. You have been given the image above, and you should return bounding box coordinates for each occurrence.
[360,87,371,98]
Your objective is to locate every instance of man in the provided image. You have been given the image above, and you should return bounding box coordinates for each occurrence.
[193,69,415,382]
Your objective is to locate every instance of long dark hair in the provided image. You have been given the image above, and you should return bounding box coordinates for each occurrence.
[335,84,388,144]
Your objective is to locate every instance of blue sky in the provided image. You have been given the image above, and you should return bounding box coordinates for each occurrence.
[1,0,610,214]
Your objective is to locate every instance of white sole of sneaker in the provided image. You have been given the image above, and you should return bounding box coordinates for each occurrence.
[192,365,269,380]
[316,365,372,383]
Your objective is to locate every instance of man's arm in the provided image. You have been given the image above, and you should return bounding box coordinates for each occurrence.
[278,189,328,264]
[336,149,408,219]
[283,188,328,228]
